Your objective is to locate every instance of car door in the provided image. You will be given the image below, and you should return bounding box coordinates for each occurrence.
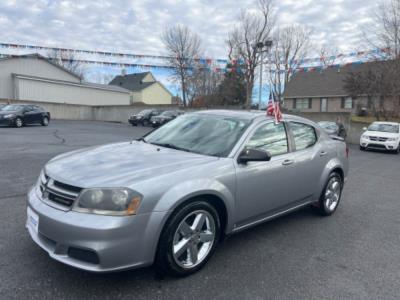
[22,106,36,124]
[235,121,298,227]
[31,106,43,123]
[287,121,330,201]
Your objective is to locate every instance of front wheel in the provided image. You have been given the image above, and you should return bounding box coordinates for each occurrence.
[155,201,221,277]
[15,117,23,128]
[41,117,49,126]
[313,172,343,216]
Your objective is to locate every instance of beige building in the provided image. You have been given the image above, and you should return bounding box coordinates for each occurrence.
[109,72,173,105]
[0,54,130,106]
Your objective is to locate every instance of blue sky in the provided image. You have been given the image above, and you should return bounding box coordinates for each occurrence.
[0,0,379,103]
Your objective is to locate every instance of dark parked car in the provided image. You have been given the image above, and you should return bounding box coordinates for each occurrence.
[0,104,50,128]
[318,121,346,138]
[129,109,162,126]
[151,110,184,127]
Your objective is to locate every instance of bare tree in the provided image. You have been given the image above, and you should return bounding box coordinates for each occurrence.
[318,45,339,68]
[364,0,400,59]
[162,25,202,107]
[227,0,275,109]
[47,49,85,79]
[344,61,399,120]
[268,25,311,102]
[186,63,223,106]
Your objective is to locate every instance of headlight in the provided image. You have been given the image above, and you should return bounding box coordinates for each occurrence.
[362,134,369,139]
[387,138,396,141]
[73,188,142,216]
[3,114,15,119]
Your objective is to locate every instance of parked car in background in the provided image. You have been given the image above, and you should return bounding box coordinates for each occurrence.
[0,104,6,110]
[129,109,162,126]
[151,110,184,127]
[360,121,400,153]
[318,121,346,138]
[27,110,348,277]
[0,104,50,128]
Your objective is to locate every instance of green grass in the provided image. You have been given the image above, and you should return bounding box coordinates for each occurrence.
[351,115,400,123]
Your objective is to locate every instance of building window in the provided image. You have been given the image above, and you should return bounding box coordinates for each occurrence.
[295,98,311,109]
[342,97,353,109]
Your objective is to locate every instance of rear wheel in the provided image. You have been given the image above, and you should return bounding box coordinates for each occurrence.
[155,200,220,277]
[15,117,23,128]
[313,172,343,216]
[41,116,49,126]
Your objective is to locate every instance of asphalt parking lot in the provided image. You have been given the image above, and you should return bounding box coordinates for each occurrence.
[0,120,399,299]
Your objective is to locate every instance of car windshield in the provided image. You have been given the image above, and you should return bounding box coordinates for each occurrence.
[1,105,25,111]
[160,111,176,117]
[368,123,399,133]
[138,109,152,116]
[318,121,338,131]
[144,114,251,157]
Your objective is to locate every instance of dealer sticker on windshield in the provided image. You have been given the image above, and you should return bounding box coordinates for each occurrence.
[27,207,39,235]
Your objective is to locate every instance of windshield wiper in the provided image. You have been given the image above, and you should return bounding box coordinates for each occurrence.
[151,142,190,152]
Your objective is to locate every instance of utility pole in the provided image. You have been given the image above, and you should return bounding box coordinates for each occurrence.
[256,40,273,109]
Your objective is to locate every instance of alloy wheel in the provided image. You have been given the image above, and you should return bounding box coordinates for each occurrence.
[15,118,22,128]
[324,177,341,212]
[172,210,216,269]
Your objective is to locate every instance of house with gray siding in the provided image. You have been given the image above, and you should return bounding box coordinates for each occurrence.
[0,54,130,106]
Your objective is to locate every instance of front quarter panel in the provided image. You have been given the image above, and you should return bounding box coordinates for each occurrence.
[155,179,235,232]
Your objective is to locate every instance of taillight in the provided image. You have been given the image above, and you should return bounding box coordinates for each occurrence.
[345,145,349,158]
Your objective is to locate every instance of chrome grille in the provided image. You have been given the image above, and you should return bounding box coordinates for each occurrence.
[40,173,82,208]
[369,136,388,142]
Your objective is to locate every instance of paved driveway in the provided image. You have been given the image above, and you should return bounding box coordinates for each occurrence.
[0,120,399,299]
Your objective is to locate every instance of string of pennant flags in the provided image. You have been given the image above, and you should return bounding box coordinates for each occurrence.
[0,42,393,74]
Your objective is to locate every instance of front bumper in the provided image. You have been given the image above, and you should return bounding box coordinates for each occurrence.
[360,137,399,151]
[26,187,168,272]
[0,117,15,126]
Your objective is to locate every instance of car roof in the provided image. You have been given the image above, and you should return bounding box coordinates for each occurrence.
[193,109,313,123]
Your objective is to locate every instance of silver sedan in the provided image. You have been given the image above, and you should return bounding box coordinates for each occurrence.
[26,110,349,276]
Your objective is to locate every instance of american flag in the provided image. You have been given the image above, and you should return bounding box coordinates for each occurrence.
[266,93,282,123]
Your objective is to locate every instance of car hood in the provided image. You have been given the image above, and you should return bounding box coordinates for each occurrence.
[364,130,399,138]
[45,141,219,188]
[0,110,19,115]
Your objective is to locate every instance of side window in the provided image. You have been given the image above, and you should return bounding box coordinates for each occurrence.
[290,122,317,150]
[23,106,32,112]
[245,122,288,156]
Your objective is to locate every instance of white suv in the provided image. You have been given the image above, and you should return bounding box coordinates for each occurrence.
[360,122,400,154]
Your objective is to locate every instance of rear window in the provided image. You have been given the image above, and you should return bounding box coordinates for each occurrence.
[290,122,317,151]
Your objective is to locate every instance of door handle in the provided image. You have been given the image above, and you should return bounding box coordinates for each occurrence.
[282,159,294,166]
[320,151,328,157]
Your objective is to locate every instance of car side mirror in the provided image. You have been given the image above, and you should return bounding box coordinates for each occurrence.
[363,127,367,131]
[238,148,271,164]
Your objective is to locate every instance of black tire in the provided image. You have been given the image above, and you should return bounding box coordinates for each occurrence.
[155,200,221,277]
[393,145,400,154]
[313,172,343,216]
[41,116,49,126]
[14,117,23,128]
[359,145,366,151]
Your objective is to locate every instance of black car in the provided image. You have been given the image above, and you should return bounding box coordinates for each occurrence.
[0,104,51,128]
[317,121,347,138]
[128,109,162,126]
[150,110,184,127]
